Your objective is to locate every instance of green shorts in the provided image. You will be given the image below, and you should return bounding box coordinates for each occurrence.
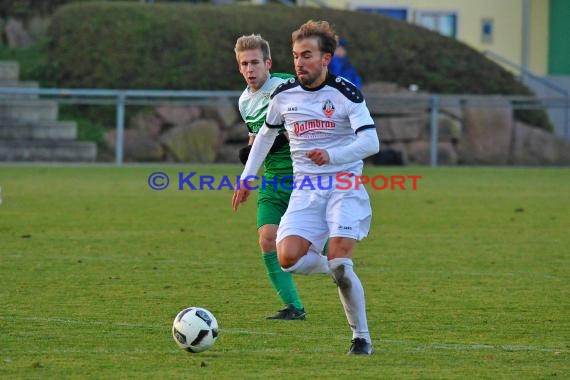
[257,180,292,229]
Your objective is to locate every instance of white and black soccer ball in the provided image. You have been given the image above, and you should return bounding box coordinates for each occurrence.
[172,307,219,353]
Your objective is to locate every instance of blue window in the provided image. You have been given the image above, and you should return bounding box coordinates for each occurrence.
[416,11,458,38]
[481,18,494,43]
[357,7,408,21]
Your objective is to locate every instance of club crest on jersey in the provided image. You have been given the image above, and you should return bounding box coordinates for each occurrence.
[322,99,335,118]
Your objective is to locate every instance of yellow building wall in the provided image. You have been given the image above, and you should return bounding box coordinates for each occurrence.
[317,0,548,75]
[530,0,548,75]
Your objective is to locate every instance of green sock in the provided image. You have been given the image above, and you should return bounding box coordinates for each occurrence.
[262,251,303,310]
[323,240,329,256]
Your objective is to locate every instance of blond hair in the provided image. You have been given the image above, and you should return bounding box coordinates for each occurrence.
[234,34,271,61]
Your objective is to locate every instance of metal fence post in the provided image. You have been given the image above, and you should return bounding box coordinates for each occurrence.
[115,93,126,165]
[564,96,570,142]
[430,95,440,167]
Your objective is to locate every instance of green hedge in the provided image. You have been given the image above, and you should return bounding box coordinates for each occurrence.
[0,0,140,19]
[45,2,531,92]
[44,2,549,129]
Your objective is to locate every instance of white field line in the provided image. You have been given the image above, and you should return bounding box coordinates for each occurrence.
[3,316,568,354]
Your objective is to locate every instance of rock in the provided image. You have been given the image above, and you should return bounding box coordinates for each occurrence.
[202,97,239,129]
[104,129,163,162]
[362,81,403,95]
[155,105,202,126]
[418,114,462,142]
[457,97,512,164]
[511,122,570,165]
[376,115,426,142]
[224,122,249,144]
[407,141,458,165]
[160,119,221,162]
[370,93,432,116]
[130,110,163,138]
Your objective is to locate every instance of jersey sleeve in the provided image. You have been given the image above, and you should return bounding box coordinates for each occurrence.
[237,96,255,137]
[237,96,246,122]
[264,95,284,129]
[240,124,279,178]
[327,128,379,165]
[348,99,375,132]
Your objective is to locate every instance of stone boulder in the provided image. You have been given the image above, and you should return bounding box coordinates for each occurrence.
[418,114,462,142]
[202,97,239,129]
[511,122,570,165]
[367,93,432,116]
[457,97,513,164]
[160,119,221,162]
[129,110,163,138]
[224,122,249,144]
[104,129,163,162]
[155,105,202,127]
[362,81,403,96]
[406,141,458,165]
[363,81,432,116]
[376,115,426,142]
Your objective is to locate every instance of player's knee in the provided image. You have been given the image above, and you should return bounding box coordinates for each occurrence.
[259,236,276,252]
[258,225,278,252]
[277,252,298,269]
[276,238,308,268]
[326,237,355,259]
[276,242,294,268]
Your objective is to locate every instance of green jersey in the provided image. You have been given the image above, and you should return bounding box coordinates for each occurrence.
[238,73,293,177]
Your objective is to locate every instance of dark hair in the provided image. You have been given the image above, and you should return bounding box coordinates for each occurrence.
[291,20,337,55]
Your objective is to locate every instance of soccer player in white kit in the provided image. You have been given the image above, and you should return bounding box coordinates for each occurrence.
[232,20,379,355]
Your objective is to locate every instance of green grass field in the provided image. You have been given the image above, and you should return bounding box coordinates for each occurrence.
[1,164,569,379]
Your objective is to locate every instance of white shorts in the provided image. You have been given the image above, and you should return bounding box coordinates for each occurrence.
[276,175,372,253]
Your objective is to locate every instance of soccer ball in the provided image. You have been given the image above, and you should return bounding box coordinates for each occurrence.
[172,307,219,353]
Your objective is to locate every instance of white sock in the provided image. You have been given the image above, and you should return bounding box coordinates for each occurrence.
[329,258,371,342]
[282,249,330,275]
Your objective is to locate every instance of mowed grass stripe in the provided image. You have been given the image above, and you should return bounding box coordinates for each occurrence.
[3,315,568,354]
[0,165,569,379]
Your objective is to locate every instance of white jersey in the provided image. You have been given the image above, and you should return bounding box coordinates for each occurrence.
[266,74,375,176]
[238,74,291,135]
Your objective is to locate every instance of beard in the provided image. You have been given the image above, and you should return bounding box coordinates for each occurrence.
[297,70,321,87]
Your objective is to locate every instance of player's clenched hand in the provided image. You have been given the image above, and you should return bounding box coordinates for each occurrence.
[232,181,252,211]
[305,148,330,166]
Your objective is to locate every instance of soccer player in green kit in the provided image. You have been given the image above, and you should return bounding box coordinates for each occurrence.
[234,34,329,319]
[234,34,313,319]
